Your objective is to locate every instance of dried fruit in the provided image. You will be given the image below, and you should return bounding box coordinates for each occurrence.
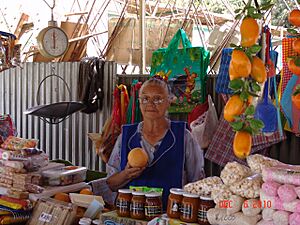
[288,59,300,76]
[251,56,267,83]
[233,131,252,159]
[240,17,260,47]
[231,50,252,78]
[224,95,245,122]
[288,9,300,27]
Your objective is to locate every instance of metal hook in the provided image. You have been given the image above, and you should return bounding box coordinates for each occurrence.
[42,0,56,21]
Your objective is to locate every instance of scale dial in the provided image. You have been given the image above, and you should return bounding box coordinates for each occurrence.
[37,26,69,58]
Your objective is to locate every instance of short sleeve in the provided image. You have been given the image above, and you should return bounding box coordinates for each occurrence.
[106,134,122,177]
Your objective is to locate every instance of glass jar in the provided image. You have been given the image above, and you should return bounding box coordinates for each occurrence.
[167,188,184,219]
[145,192,162,220]
[116,189,132,217]
[198,195,215,225]
[180,193,199,223]
[130,191,145,220]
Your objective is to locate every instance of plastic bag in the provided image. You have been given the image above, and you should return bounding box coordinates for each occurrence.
[190,95,218,148]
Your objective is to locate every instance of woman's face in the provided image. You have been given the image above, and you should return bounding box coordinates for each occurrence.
[139,84,170,120]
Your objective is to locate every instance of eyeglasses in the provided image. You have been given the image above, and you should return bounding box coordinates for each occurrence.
[138,96,167,105]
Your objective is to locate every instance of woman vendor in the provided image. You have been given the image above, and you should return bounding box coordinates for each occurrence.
[106,77,205,209]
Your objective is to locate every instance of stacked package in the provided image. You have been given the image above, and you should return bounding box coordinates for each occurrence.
[0,136,49,224]
[259,164,300,225]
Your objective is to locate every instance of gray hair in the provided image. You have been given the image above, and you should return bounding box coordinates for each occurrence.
[139,77,172,97]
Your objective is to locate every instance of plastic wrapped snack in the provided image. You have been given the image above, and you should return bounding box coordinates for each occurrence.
[247,154,282,174]
[262,208,275,221]
[211,184,233,205]
[1,136,38,150]
[262,164,300,186]
[262,181,281,197]
[42,166,87,186]
[257,220,275,225]
[242,199,262,216]
[289,212,300,225]
[220,162,252,186]
[229,174,262,198]
[272,210,290,225]
[277,184,297,202]
[226,195,244,215]
[295,186,300,199]
[183,176,223,197]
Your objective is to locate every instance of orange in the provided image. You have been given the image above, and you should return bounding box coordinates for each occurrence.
[292,39,300,54]
[127,148,148,168]
[292,94,300,109]
[54,192,71,203]
[229,61,240,80]
[288,59,300,76]
[224,95,245,122]
[250,56,267,83]
[79,188,93,195]
[288,9,300,27]
[240,17,260,47]
[230,50,252,78]
[233,131,252,159]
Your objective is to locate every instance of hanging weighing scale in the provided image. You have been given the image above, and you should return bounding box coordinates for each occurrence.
[36,0,68,58]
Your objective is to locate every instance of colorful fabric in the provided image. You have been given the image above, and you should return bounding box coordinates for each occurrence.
[0,115,17,144]
[281,38,299,95]
[205,116,286,167]
[215,48,234,94]
[1,136,38,151]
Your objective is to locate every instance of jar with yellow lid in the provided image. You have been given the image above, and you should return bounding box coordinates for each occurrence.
[167,188,184,219]
[130,191,145,220]
[180,192,199,223]
[145,192,162,220]
[116,189,132,217]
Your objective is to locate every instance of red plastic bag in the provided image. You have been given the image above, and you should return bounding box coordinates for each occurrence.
[0,115,17,144]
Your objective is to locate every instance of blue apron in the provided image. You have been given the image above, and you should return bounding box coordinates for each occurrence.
[120,121,185,210]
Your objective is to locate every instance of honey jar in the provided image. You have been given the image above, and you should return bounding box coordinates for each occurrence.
[130,191,145,220]
[198,195,215,225]
[180,192,199,223]
[145,192,162,220]
[116,189,132,217]
[167,188,184,219]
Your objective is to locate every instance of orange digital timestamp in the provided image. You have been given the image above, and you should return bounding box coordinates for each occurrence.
[218,200,272,209]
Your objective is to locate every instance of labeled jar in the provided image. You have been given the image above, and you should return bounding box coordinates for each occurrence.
[130,191,145,220]
[167,188,184,219]
[145,192,162,220]
[198,195,215,225]
[180,192,199,223]
[116,189,132,217]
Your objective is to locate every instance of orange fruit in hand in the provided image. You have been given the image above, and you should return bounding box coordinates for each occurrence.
[233,131,252,159]
[292,94,300,109]
[292,39,300,54]
[288,59,300,76]
[288,9,300,27]
[224,95,245,122]
[240,17,260,47]
[251,56,267,83]
[128,148,148,168]
[230,50,251,78]
[54,192,71,203]
[80,188,93,195]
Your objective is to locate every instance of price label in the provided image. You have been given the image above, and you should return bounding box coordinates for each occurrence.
[39,212,52,222]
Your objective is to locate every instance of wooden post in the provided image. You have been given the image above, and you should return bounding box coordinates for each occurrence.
[139,0,146,75]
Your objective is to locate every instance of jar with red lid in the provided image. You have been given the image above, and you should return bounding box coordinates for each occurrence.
[145,192,162,220]
[116,189,132,217]
[167,188,184,219]
[180,192,199,223]
[198,195,215,225]
[130,191,145,220]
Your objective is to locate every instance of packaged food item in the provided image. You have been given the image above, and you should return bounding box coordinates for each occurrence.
[289,212,300,225]
[180,192,199,223]
[167,188,184,219]
[278,184,297,202]
[42,166,87,186]
[184,176,223,196]
[242,199,262,216]
[1,136,38,150]
[145,192,162,220]
[272,210,290,225]
[262,208,275,221]
[198,195,215,225]
[229,174,262,198]
[211,185,233,205]
[226,195,244,215]
[116,189,132,217]
[257,219,275,225]
[262,165,300,186]
[220,162,251,186]
[247,154,282,174]
[130,191,145,220]
[262,181,281,197]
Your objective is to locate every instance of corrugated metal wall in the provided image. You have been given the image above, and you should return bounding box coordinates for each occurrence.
[0,62,116,171]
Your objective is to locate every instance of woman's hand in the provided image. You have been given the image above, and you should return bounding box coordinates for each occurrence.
[124,163,146,180]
